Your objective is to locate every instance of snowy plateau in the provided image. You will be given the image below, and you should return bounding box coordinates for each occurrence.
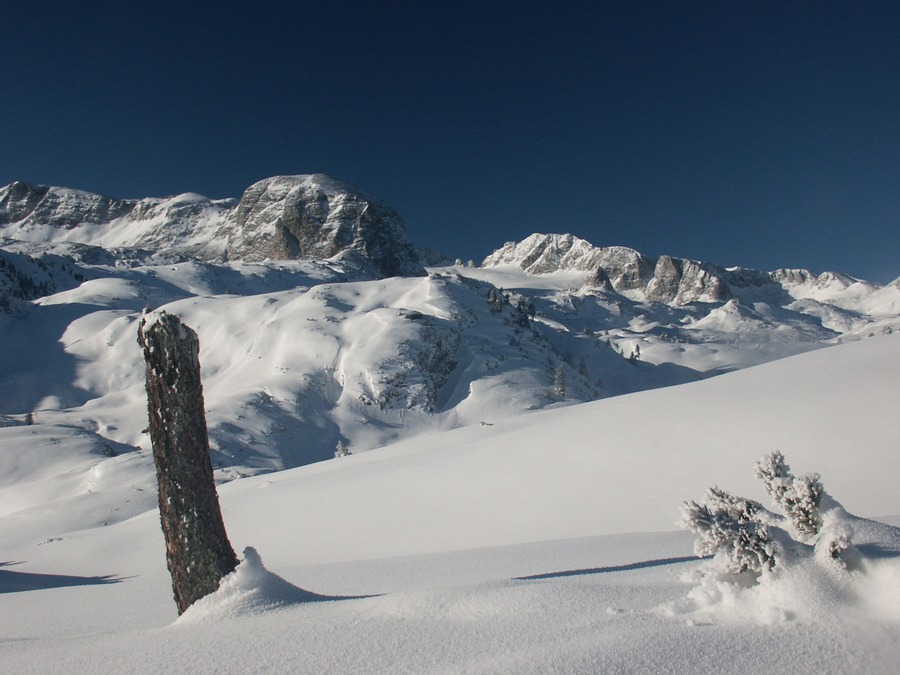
[0,174,898,673]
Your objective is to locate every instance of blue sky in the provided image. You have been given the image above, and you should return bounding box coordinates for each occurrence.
[3,2,898,281]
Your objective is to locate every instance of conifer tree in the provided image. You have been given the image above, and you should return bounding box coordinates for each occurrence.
[554,363,566,398]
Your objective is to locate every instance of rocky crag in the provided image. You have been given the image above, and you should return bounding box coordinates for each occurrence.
[482,233,881,307]
[0,174,424,279]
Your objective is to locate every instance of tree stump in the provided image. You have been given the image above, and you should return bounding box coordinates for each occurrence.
[138,311,238,614]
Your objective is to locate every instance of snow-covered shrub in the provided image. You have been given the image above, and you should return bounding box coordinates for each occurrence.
[813,511,861,573]
[681,452,855,582]
[755,451,823,540]
[679,487,778,576]
[754,450,792,505]
[784,473,824,538]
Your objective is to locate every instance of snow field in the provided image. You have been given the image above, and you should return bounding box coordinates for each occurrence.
[1,334,898,673]
[0,247,898,673]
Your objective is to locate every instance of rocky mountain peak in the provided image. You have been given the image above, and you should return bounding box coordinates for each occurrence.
[483,233,729,305]
[0,175,425,279]
[482,232,892,309]
[0,182,136,229]
[482,233,601,273]
[225,174,424,277]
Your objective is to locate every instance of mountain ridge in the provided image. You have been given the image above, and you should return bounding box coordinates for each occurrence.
[481,232,885,307]
[1,177,898,672]
[5,179,895,293]
[0,174,897,474]
[0,175,424,279]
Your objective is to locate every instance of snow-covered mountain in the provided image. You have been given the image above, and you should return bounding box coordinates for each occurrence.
[0,175,424,278]
[1,177,898,475]
[1,174,899,672]
[484,232,891,309]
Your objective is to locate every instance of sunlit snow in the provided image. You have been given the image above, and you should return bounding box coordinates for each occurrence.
[0,246,898,673]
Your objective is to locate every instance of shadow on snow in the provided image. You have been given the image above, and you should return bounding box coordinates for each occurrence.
[0,561,125,594]
[513,555,707,581]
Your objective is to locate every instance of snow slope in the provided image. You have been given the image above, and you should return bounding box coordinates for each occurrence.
[2,254,896,482]
[1,194,898,671]
[1,334,898,673]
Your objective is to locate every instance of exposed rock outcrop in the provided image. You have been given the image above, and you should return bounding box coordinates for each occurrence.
[645,255,730,304]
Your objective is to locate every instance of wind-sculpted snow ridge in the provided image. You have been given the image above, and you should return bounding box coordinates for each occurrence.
[3,264,708,474]
[177,547,369,623]
[0,175,424,279]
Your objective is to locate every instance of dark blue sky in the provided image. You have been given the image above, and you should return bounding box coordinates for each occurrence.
[3,2,898,281]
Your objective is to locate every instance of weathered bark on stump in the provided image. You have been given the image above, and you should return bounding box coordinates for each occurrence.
[138,311,239,615]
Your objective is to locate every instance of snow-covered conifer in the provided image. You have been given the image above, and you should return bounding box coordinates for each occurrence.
[755,451,823,539]
[679,487,777,575]
[755,450,792,505]
[554,363,566,398]
[487,286,504,313]
[782,472,824,538]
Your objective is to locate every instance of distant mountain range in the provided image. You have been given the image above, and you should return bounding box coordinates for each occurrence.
[485,232,893,307]
[3,175,897,305]
[0,175,897,475]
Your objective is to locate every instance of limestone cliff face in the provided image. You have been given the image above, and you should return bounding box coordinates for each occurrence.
[644,255,730,304]
[486,233,730,305]
[0,175,424,278]
[589,247,657,293]
[483,232,888,308]
[0,181,136,229]
[224,175,423,277]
